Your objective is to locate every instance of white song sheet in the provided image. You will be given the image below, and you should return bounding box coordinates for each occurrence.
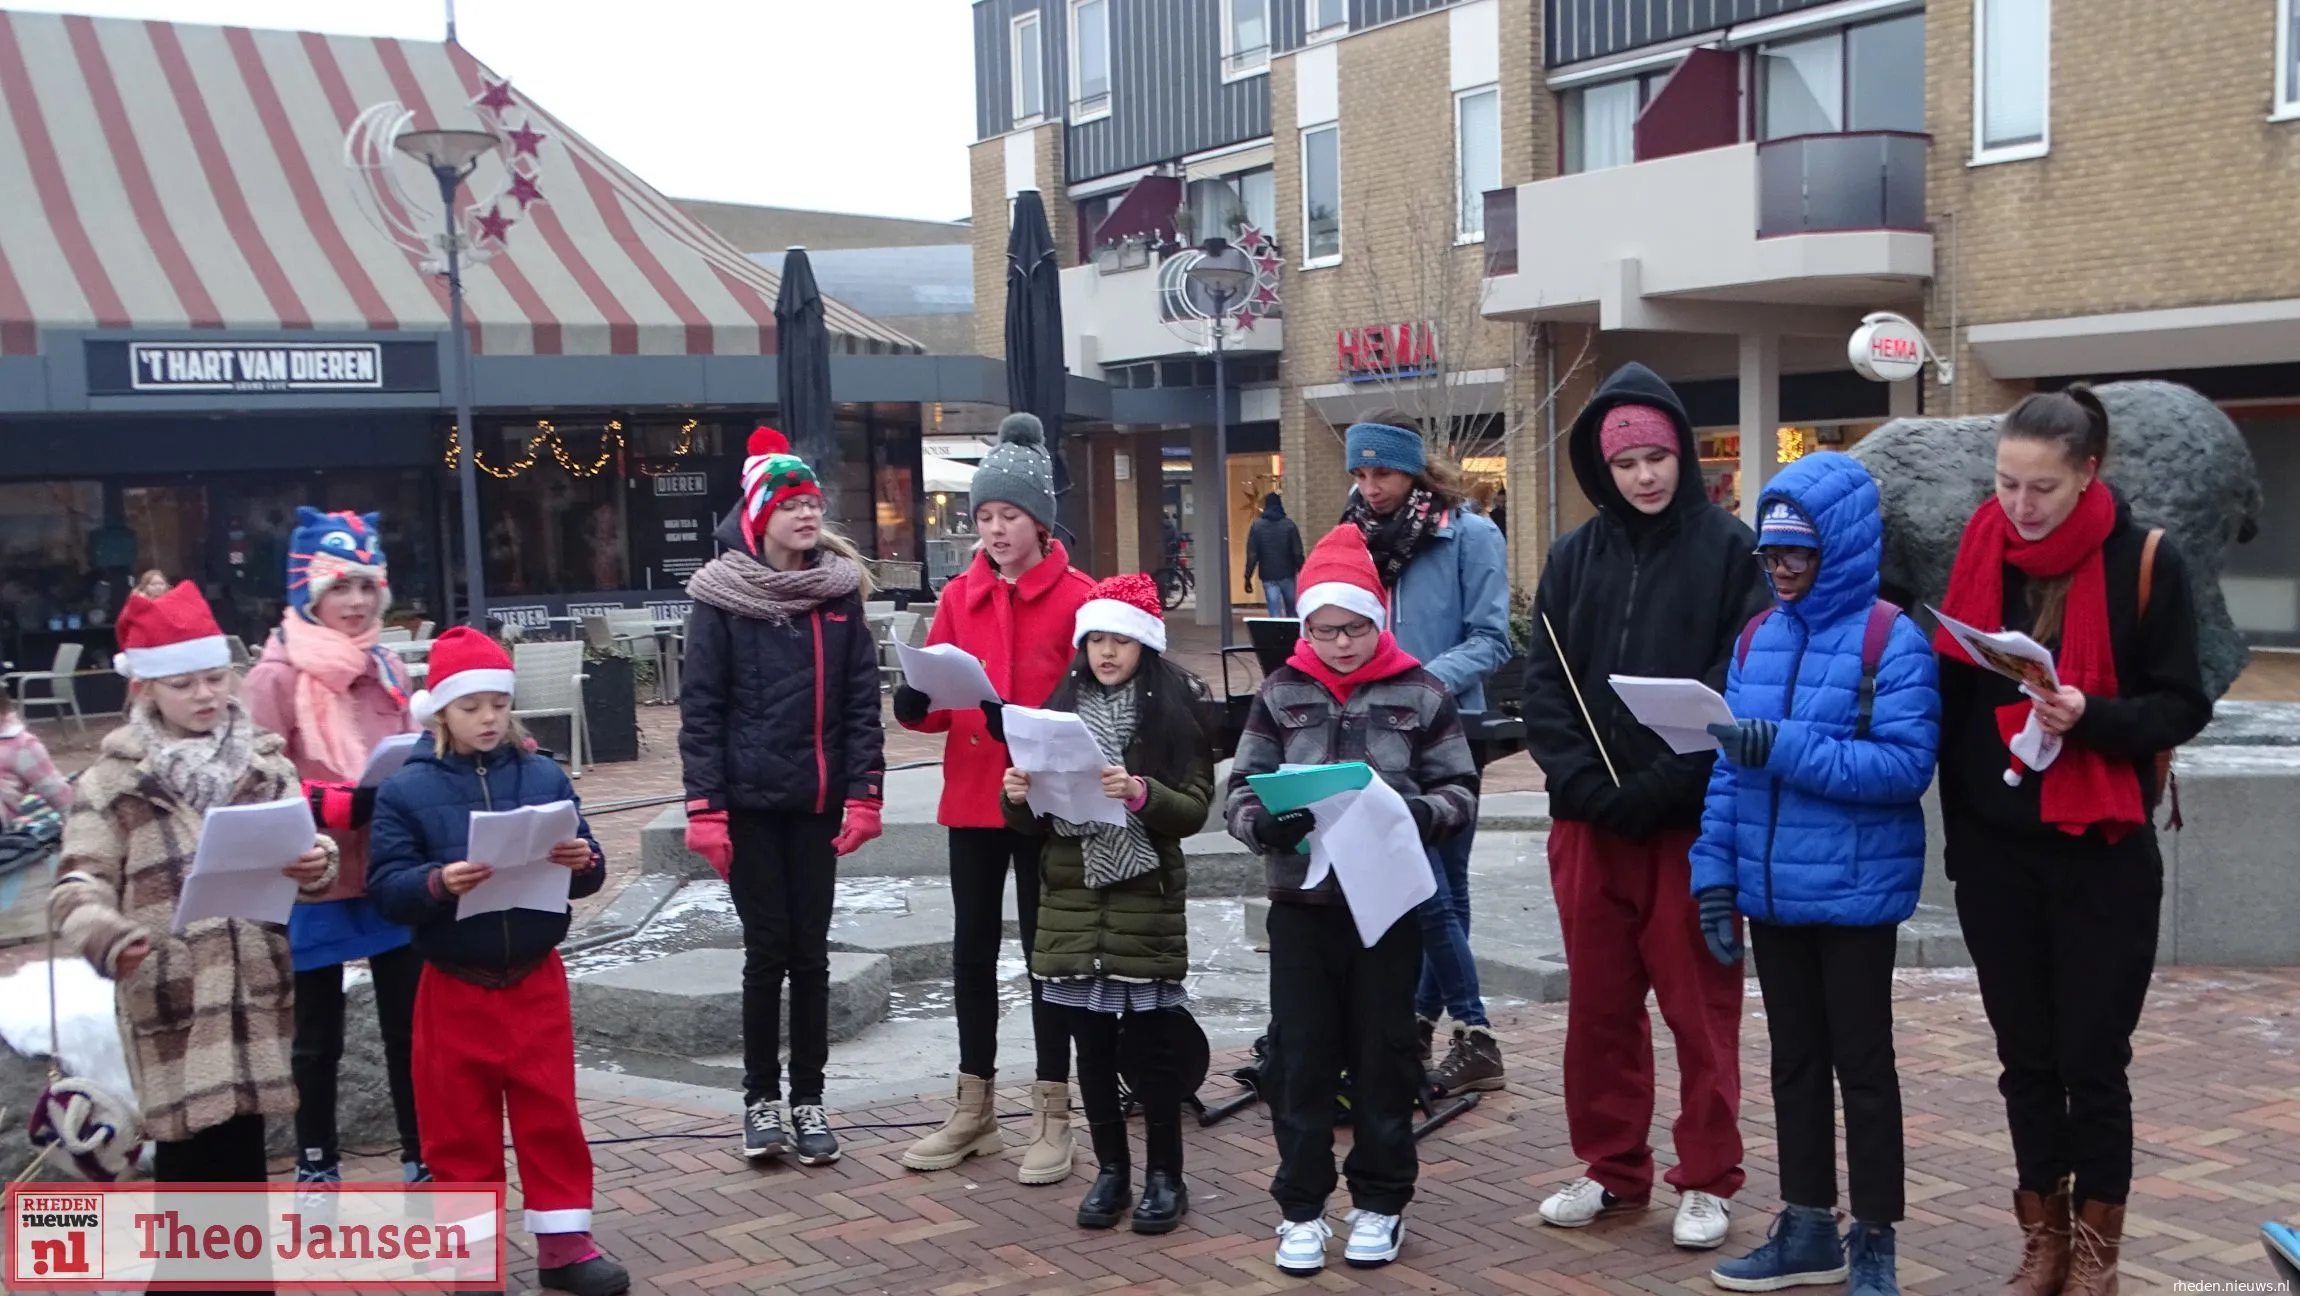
[458,800,583,918]
[1608,675,1739,755]
[1929,606,2065,774]
[1002,704,1126,828]
[358,732,423,787]
[1299,776,1437,948]
[894,642,1002,712]
[172,797,317,933]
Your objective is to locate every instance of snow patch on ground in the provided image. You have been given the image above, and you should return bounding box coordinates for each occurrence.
[0,959,139,1111]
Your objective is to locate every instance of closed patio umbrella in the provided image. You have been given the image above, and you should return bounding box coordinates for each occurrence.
[1004,190,1078,547]
[776,245,837,484]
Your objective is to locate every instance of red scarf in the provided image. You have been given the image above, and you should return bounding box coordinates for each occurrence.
[1287,631,1420,704]
[1932,485,2143,840]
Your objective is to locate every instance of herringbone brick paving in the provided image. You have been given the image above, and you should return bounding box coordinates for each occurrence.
[340,967,2300,1294]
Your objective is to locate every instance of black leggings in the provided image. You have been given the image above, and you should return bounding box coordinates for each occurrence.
[727,808,840,1105]
[292,943,423,1164]
[1068,1006,1184,1172]
[153,1113,270,1295]
[949,827,1068,1083]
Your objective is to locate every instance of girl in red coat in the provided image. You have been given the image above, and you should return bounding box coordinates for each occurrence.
[894,413,1094,1183]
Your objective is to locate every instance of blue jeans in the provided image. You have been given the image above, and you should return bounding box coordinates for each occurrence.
[1261,577,1298,617]
[1414,822,1487,1027]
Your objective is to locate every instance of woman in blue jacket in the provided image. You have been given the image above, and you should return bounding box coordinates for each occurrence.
[1691,452,1940,1296]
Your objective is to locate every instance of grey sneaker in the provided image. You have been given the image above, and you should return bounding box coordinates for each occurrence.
[791,1104,840,1166]
[743,1099,787,1160]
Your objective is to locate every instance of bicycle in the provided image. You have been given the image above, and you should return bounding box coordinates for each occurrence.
[1152,535,1195,611]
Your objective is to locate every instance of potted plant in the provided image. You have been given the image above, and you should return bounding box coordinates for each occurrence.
[576,642,642,764]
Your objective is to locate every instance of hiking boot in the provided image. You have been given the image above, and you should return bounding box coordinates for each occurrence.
[1018,1080,1075,1185]
[1539,1176,1643,1228]
[900,1073,1003,1171]
[1709,1204,1847,1291]
[2007,1180,2073,1295]
[1075,1121,1132,1230]
[1416,1016,1437,1064]
[1429,1025,1506,1096]
[790,1104,839,1166]
[1847,1222,1899,1296]
[2064,1200,2125,1296]
[741,1098,786,1161]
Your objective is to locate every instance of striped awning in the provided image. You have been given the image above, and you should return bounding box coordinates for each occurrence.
[0,9,920,358]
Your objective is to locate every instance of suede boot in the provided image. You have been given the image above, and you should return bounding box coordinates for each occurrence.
[1076,1121,1133,1229]
[2063,1200,2125,1296]
[900,1074,1003,1172]
[2007,1180,2073,1296]
[1017,1080,1076,1185]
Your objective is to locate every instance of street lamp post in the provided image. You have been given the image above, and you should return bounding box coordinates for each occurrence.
[393,127,498,628]
[1185,237,1255,649]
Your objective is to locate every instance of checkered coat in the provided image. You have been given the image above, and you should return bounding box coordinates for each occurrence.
[49,722,337,1143]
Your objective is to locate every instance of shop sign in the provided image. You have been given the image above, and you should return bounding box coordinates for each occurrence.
[1337,321,1439,383]
[650,472,709,496]
[83,339,440,396]
[645,600,692,623]
[1847,314,1930,383]
[492,605,551,631]
[566,602,625,621]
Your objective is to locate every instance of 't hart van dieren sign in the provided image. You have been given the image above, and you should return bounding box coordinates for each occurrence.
[84,340,440,396]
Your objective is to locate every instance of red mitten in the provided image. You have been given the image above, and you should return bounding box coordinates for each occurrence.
[831,799,884,857]
[304,779,376,831]
[684,801,732,880]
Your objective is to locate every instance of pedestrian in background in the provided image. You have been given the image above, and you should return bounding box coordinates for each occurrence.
[1523,363,1767,1250]
[680,428,886,1168]
[1936,385,2209,1295]
[1243,492,1305,617]
[892,412,1096,1184]
[1693,452,1940,1296]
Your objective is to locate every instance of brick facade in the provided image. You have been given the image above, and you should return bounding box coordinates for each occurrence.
[969,124,1076,358]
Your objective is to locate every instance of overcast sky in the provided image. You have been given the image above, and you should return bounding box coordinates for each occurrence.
[17,0,978,224]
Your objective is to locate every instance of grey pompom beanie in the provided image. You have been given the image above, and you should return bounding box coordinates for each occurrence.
[971,413,1057,528]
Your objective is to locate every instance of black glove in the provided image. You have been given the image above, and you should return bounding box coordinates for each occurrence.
[1584,783,1650,841]
[1408,798,1437,843]
[979,701,1006,745]
[891,685,930,727]
[1249,807,1316,852]
[1707,719,1779,770]
[1698,886,1744,965]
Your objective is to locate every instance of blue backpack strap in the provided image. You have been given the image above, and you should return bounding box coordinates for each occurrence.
[1734,608,1774,670]
[1855,600,1903,739]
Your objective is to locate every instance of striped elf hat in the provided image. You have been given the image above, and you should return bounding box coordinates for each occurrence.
[739,427,823,553]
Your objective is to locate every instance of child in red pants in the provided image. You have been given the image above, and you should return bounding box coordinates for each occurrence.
[367,628,627,1296]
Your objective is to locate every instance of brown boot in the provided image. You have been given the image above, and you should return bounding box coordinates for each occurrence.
[2007,1180,2073,1295]
[2063,1200,2125,1296]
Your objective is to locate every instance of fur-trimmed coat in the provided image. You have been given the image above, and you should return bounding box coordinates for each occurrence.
[49,721,338,1143]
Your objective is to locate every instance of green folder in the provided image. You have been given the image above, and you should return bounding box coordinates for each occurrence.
[1246,762,1374,813]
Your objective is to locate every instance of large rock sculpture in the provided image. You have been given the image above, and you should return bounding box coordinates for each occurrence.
[1847,380,2263,698]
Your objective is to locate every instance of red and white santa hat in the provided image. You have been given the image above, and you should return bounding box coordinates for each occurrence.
[1296,525,1389,629]
[409,627,516,725]
[1073,572,1166,654]
[113,581,230,679]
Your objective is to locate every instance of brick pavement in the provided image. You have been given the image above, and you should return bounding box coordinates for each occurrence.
[333,967,2300,1295]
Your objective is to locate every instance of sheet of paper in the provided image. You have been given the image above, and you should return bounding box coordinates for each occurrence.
[1003,704,1126,827]
[1608,675,1738,756]
[458,800,582,917]
[358,732,423,787]
[1929,606,2062,695]
[895,641,1002,712]
[1301,776,1436,948]
[172,797,316,933]
[1246,762,1372,813]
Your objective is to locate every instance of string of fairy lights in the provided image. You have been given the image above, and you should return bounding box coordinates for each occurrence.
[442,416,700,480]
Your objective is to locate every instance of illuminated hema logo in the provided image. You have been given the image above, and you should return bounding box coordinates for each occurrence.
[4,1184,505,1291]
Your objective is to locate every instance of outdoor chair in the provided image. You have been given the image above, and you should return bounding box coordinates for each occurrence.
[414,620,437,641]
[1,642,87,737]
[378,626,411,643]
[581,615,616,653]
[510,640,589,777]
[606,609,666,702]
[226,636,253,670]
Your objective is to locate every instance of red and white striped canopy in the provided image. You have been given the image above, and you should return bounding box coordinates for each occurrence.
[0,9,919,357]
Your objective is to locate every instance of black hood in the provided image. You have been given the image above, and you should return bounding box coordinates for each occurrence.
[1568,362,1708,522]
[713,506,749,554]
[1261,496,1287,520]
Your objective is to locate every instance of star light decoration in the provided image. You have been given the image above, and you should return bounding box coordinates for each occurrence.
[1226,223,1284,335]
[460,77,548,259]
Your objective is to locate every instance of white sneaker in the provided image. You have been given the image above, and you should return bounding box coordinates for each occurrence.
[1673,1190,1731,1249]
[1539,1175,1634,1228]
[1343,1209,1404,1268]
[1273,1217,1332,1276]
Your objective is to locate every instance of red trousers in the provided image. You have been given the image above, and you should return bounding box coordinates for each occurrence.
[1549,819,1746,1200]
[412,951,595,1235]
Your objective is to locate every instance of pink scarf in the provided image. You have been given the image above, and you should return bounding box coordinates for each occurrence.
[276,612,394,781]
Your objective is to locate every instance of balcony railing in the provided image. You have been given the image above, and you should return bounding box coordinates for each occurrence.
[1756,130,1928,238]
[1483,188,1517,276]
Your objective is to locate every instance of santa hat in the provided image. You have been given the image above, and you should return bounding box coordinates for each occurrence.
[1073,573,1166,653]
[409,627,515,726]
[113,581,229,679]
[739,427,824,553]
[1295,525,1389,629]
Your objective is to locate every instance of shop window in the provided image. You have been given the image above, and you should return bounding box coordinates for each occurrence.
[123,484,210,601]
[1975,0,2048,160]
[474,422,633,597]
[1012,12,1045,125]
[1456,86,1501,241]
[1301,123,1340,265]
[0,481,105,632]
[1223,0,1270,80]
[1071,0,1110,120]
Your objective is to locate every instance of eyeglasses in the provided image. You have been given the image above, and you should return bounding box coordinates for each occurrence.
[776,497,827,516]
[1752,548,1815,576]
[1304,618,1378,643]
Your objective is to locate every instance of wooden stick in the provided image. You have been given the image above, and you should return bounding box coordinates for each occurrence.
[1541,611,1620,788]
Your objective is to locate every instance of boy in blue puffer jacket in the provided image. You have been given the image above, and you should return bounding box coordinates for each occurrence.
[368,628,627,1296]
[1690,452,1940,1296]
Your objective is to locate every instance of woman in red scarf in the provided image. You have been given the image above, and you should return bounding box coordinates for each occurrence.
[1935,385,2209,1296]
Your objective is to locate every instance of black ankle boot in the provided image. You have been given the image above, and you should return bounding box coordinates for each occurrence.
[1133,1108,1186,1234]
[1076,1121,1132,1229]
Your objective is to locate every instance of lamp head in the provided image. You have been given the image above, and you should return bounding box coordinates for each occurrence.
[1185,237,1255,301]
[393,128,499,174]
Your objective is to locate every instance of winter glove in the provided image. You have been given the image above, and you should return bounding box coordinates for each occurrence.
[1707,719,1778,770]
[831,799,884,857]
[1408,798,1438,843]
[1249,806,1316,853]
[1584,783,1653,842]
[684,801,732,881]
[891,685,931,728]
[303,780,377,832]
[1698,886,1743,965]
[979,700,1006,745]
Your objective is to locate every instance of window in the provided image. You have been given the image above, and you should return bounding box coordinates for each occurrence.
[1301,123,1340,265]
[1011,12,1044,125]
[2280,0,2300,117]
[1561,75,1655,173]
[1309,0,1346,37]
[1237,166,1276,236]
[1975,0,2048,159]
[1184,167,1276,243]
[1070,0,1110,120]
[1759,14,1923,141]
[1761,34,1844,138]
[1224,0,1270,79]
[1455,86,1500,240]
